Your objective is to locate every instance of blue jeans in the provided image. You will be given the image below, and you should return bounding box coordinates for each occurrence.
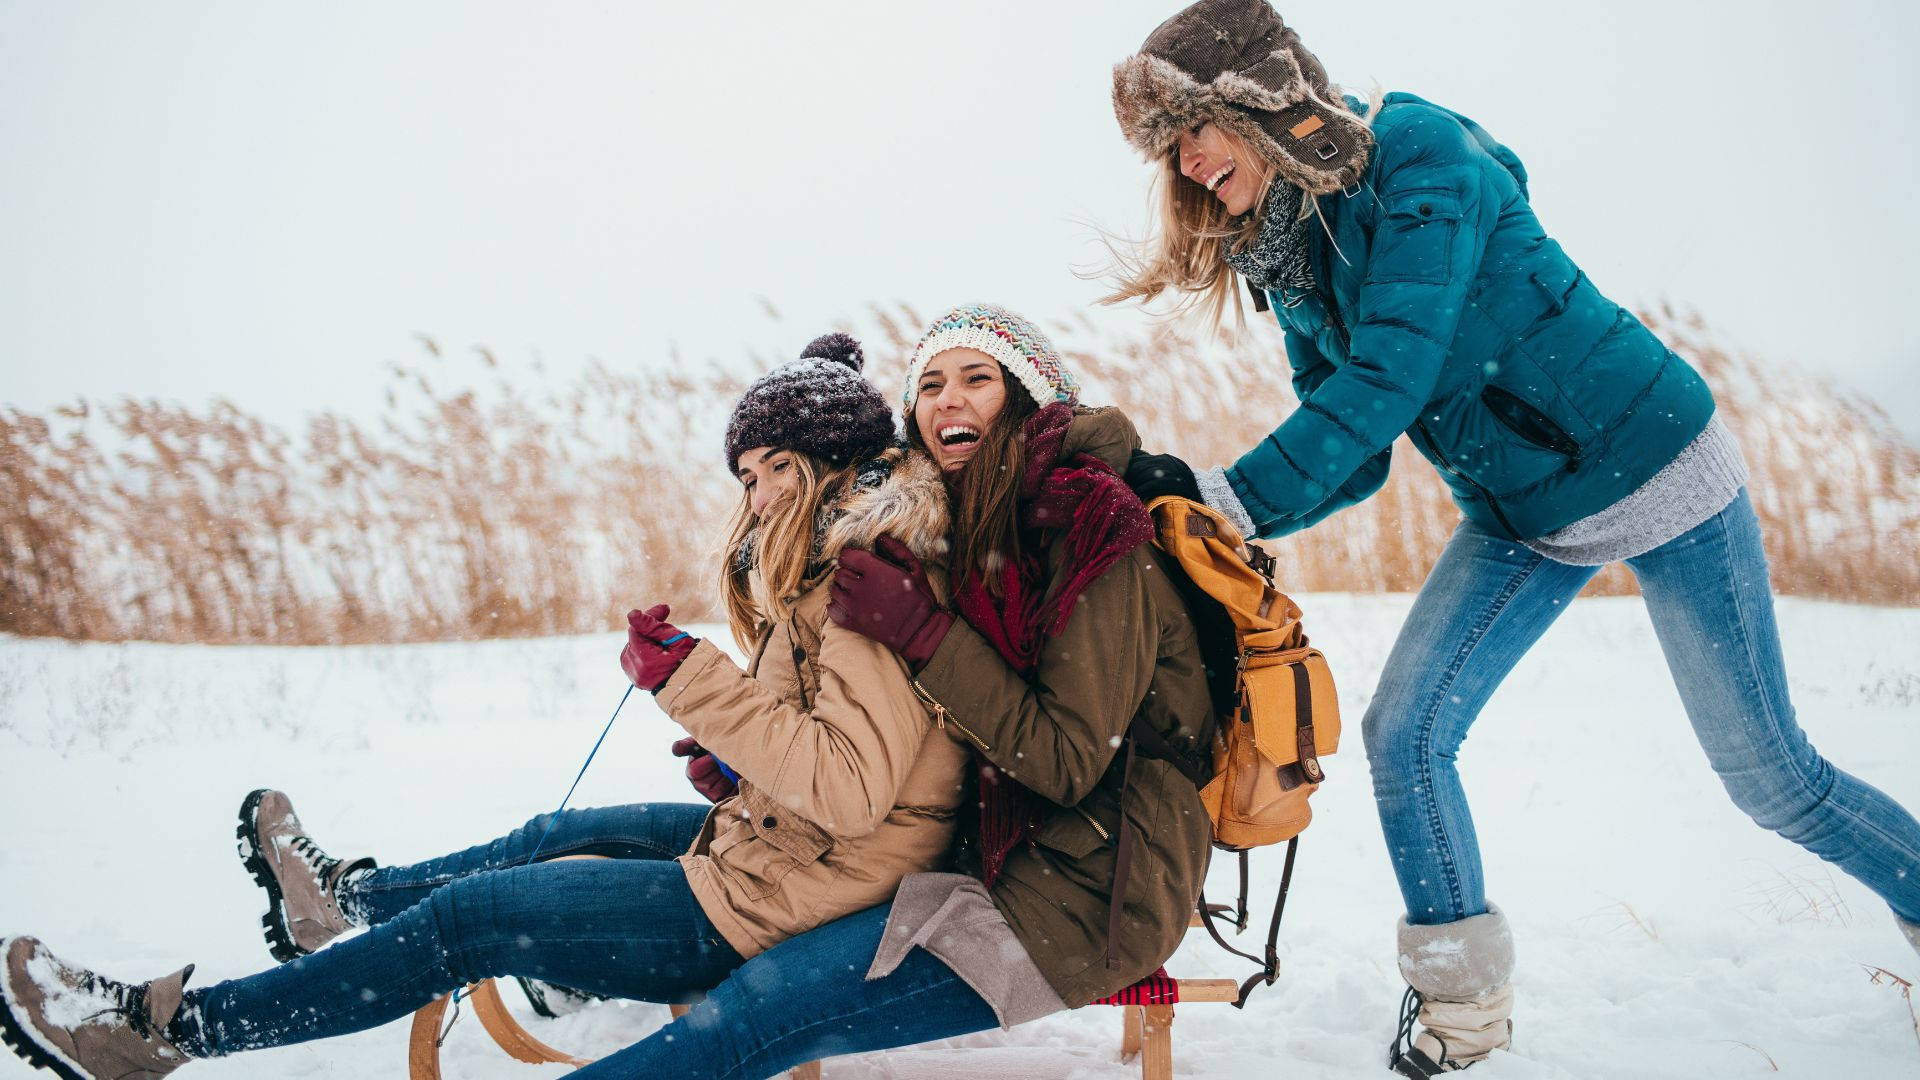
[179,802,998,1078]
[1364,489,1920,926]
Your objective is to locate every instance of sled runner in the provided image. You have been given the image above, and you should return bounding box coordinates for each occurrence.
[403,895,1240,1080]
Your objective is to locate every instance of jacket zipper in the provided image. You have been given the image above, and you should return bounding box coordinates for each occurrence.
[1411,421,1523,540]
[910,679,989,753]
[1076,806,1112,843]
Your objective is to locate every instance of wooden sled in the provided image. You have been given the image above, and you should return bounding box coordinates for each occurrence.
[407,986,820,1079]
[406,917,1240,1079]
[402,855,1246,1079]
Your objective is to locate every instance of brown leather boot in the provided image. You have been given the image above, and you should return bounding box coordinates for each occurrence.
[0,936,194,1079]
[236,789,374,963]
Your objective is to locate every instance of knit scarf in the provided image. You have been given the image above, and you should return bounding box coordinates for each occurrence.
[952,403,1155,884]
[1222,180,1316,309]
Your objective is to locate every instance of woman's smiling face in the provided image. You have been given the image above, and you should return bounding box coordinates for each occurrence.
[735,446,800,519]
[1176,121,1263,216]
[913,348,1008,473]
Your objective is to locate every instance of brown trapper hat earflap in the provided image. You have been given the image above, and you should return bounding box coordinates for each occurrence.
[1113,0,1373,196]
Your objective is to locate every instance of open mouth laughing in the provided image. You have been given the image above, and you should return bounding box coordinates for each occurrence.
[1204,159,1236,194]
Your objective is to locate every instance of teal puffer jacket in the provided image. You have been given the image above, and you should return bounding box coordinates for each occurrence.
[1225,93,1715,541]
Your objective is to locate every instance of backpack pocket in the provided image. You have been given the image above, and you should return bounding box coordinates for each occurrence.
[1200,645,1341,849]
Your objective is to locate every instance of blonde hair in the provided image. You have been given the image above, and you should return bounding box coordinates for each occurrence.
[718,451,857,651]
[1097,123,1277,330]
[1098,90,1384,331]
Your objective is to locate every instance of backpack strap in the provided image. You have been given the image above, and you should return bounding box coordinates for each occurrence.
[1196,836,1300,1008]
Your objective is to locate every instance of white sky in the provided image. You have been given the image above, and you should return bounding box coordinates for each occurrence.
[5,1,1918,440]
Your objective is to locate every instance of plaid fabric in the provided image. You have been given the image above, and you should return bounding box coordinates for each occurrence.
[1092,967,1181,1006]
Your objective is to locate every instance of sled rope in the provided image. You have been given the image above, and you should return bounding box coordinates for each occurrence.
[524,684,635,866]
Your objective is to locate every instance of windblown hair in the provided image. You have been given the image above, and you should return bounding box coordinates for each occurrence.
[719,450,857,651]
[1097,123,1276,329]
[908,375,1040,596]
[1098,89,1383,330]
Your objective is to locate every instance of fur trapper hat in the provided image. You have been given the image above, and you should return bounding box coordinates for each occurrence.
[724,332,896,470]
[1112,0,1372,195]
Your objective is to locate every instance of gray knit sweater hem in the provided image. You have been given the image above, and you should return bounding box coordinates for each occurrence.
[1523,415,1748,566]
[1197,466,1259,540]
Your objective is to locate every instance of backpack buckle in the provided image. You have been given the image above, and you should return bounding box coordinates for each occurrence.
[1244,543,1276,582]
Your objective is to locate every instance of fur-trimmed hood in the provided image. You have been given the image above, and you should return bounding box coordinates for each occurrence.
[818,450,949,572]
[1112,0,1372,196]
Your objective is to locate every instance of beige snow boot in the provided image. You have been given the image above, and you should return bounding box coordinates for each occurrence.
[0,935,195,1079]
[236,789,374,963]
[1389,904,1515,1076]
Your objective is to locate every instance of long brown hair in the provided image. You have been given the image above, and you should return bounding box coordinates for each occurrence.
[1096,124,1276,329]
[907,374,1039,595]
[718,450,857,650]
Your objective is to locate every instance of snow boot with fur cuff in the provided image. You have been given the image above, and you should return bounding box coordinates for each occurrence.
[1390,904,1516,1076]
[0,936,194,1079]
[236,789,374,963]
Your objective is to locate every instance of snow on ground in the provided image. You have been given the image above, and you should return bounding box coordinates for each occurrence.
[3,594,1918,1078]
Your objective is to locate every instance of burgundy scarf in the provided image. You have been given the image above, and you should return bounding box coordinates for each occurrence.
[953,403,1155,884]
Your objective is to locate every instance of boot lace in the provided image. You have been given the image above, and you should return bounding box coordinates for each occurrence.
[1390,985,1421,1066]
[77,971,155,1039]
[288,835,342,885]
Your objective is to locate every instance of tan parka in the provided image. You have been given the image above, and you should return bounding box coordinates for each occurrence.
[912,408,1215,1007]
[658,453,970,959]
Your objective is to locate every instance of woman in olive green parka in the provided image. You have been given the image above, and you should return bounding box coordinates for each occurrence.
[828,303,1215,1011]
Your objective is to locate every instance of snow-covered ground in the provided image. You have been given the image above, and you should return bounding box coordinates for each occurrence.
[3,594,1918,1078]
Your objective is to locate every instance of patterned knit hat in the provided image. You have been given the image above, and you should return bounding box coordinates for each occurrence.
[724,332,896,470]
[902,304,1080,414]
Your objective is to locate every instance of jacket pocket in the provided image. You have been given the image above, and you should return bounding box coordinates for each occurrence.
[724,786,834,901]
[1034,808,1108,859]
[1480,385,1583,473]
[1370,189,1463,286]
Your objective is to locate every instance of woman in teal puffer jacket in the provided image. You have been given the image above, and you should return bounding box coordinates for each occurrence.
[1109,1,1920,1075]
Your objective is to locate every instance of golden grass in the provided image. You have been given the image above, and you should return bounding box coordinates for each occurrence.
[3,303,1914,645]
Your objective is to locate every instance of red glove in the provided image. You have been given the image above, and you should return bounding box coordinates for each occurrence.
[621,604,697,692]
[827,535,953,672]
[670,736,737,803]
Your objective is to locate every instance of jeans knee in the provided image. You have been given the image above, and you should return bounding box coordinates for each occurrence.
[1363,682,1449,772]
[1722,757,1835,837]
[1362,692,1412,764]
[421,871,526,983]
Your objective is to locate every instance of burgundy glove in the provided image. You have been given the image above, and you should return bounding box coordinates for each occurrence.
[621,604,697,692]
[827,534,953,671]
[670,736,737,803]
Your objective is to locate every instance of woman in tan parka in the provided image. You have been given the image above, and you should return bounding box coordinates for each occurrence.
[0,333,973,1080]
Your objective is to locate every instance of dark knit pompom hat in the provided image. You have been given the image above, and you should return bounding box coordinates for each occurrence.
[724,332,896,470]
[1112,0,1373,196]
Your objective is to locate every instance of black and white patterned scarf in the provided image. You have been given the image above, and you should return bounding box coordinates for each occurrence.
[1222,181,1315,309]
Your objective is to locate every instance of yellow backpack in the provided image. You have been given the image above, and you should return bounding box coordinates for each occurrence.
[1138,494,1342,1003]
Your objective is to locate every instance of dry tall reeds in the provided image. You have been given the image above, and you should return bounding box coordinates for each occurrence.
[3,304,1914,645]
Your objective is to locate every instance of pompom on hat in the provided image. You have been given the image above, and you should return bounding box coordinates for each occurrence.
[1111,0,1373,196]
[902,304,1080,414]
[724,332,896,470]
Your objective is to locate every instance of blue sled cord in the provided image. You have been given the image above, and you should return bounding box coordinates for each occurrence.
[449,683,634,1007]
[525,683,635,866]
